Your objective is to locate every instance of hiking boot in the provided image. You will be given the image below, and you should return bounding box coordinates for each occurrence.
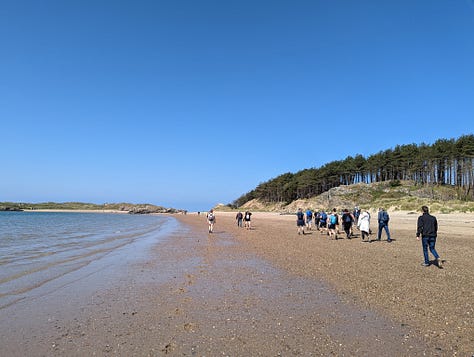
[437,258,443,267]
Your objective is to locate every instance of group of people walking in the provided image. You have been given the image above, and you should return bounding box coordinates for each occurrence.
[235,211,252,229]
[296,205,442,267]
[297,207,392,242]
[206,205,443,268]
[207,210,252,233]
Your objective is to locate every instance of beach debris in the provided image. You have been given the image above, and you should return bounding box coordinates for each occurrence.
[162,342,176,354]
[183,322,196,332]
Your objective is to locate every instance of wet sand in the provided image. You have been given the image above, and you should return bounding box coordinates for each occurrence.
[0,211,472,356]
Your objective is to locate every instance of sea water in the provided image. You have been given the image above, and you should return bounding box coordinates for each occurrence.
[0,211,177,309]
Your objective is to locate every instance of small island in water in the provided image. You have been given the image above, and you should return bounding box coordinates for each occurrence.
[0,202,186,214]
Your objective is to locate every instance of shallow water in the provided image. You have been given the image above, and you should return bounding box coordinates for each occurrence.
[0,211,175,309]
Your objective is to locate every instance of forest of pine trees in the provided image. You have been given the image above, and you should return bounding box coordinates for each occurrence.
[233,135,474,207]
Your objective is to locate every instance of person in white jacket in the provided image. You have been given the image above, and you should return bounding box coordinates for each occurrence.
[357,209,371,242]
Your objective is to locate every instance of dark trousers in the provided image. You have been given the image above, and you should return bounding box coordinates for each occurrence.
[377,223,391,241]
[421,236,440,264]
[343,223,351,238]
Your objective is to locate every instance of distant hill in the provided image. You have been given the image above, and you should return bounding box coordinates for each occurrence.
[231,135,474,211]
[232,180,474,213]
[0,202,184,214]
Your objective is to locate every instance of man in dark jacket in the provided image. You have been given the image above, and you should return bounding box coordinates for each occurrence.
[377,207,392,242]
[416,206,442,267]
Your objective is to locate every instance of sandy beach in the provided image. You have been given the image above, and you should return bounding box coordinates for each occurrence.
[200,210,474,356]
[1,210,473,356]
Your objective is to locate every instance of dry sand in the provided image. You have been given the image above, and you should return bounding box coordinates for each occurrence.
[1,210,473,356]
[198,210,474,356]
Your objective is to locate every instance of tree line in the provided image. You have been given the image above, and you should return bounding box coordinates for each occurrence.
[233,135,474,207]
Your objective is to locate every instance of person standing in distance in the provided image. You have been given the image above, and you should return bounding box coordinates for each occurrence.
[377,207,392,242]
[416,206,442,267]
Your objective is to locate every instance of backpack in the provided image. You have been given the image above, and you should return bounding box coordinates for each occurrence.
[344,213,352,223]
[306,211,312,219]
[208,213,214,221]
[330,214,337,225]
[321,212,327,221]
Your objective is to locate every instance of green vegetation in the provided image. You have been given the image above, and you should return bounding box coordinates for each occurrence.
[233,135,474,208]
[230,180,474,214]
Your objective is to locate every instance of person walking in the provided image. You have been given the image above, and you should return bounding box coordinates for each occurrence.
[357,209,371,242]
[244,211,252,230]
[296,208,306,235]
[377,207,392,242]
[353,206,361,225]
[314,210,321,231]
[306,209,313,230]
[236,211,243,227]
[416,205,442,267]
[328,208,339,239]
[319,210,328,234]
[207,209,216,233]
[341,208,354,239]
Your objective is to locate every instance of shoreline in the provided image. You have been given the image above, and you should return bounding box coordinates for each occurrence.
[17,209,129,214]
[0,211,472,355]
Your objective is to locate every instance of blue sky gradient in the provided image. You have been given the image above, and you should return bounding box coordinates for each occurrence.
[1,1,473,211]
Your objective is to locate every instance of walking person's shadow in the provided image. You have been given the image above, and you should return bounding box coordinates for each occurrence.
[429,259,444,268]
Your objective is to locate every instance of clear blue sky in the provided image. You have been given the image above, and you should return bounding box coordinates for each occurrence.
[1,1,473,211]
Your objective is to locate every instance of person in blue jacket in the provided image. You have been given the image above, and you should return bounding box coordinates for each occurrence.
[377,207,392,242]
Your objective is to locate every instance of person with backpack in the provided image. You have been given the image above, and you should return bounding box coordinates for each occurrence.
[314,211,321,230]
[305,209,313,230]
[319,210,328,233]
[296,208,306,235]
[341,208,354,239]
[377,207,392,242]
[328,208,339,239]
[207,209,216,233]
